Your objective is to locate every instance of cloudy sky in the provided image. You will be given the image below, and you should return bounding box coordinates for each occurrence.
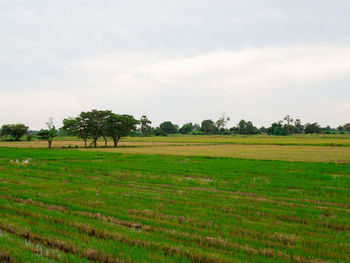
[1,0,350,129]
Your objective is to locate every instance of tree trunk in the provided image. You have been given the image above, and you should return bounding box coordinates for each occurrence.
[113,136,120,147]
[48,140,52,149]
[94,138,97,148]
[103,136,107,147]
[83,139,87,148]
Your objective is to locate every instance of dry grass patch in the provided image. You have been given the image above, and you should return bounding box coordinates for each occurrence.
[83,144,350,163]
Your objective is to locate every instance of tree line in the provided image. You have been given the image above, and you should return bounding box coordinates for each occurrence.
[1,111,350,148]
[140,114,350,136]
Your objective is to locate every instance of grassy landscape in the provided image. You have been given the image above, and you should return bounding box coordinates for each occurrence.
[87,144,350,163]
[0,135,350,262]
[122,134,350,147]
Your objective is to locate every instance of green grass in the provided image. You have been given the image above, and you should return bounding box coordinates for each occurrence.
[0,147,349,262]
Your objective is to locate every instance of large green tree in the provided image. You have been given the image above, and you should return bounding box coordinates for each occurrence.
[1,124,29,141]
[179,122,193,134]
[236,120,259,135]
[304,123,321,134]
[159,121,178,135]
[105,114,139,147]
[79,110,111,148]
[61,117,90,147]
[201,119,216,135]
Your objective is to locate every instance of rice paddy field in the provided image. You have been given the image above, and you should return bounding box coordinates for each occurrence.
[0,135,350,262]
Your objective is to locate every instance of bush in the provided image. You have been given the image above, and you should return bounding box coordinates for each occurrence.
[190,131,203,135]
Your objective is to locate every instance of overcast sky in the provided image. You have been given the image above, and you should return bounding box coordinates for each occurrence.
[1,0,350,129]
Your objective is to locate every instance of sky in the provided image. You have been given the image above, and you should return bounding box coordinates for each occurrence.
[1,0,350,130]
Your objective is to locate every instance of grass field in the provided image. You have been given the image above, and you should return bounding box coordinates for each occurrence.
[1,134,350,163]
[122,134,350,147]
[0,135,350,262]
[86,144,350,163]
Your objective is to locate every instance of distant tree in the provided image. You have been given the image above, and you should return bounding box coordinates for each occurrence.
[343,123,350,133]
[216,113,230,134]
[259,126,267,133]
[229,126,239,134]
[37,118,57,148]
[304,123,321,134]
[105,114,139,147]
[267,122,286,135]
[159,121,178,135]
[192,124,201,132]
[79,110,111,148]
[337,125,344,132]
[236,120,259,135]
[153,127,166,136]
[322,125,332,134]
[140,115,152,136]
[201,119,216,135]
[62,117,90,147]
[238,120,247,134]
[294,119,304,134]
[179,122,194,134]
[283,115,295,135]
[0,124,29,141]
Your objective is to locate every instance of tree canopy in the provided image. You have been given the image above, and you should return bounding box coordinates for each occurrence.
[0,124,29,141]
[37,118,57,148]
[62,110,138,147]
[159,121,178,135]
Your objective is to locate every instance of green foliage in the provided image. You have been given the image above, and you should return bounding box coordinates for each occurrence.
[159,121,178,135]
[179,122,193,134]
[201,119,217,134]
[26,134,34,141]
[344,123,350,133]
[105,114,139,147]
[79,110,111,147]
[235,120,260,135]
[62,117,90,147]
[37,118,57,148]
[37,129,57,148]
[267,122,287,135]
[140,115,152,136]
[0,124,29,141]
[62,110,139,147]
[215,113,230,133]
[305,123,322,134]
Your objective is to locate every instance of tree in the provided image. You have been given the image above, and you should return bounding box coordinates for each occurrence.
[294,119,304,134]
[343,123,350,133]
[235,120,259,135]
[105,114,139,147]
[79,110,111,148]
[0,124,29,141]
[140,115,152,136]
[153,127,166,136]
[337,125,344,132]
[62,117,90,147]
[37,118,57,148]
[304,123,321,134]
[201,119,216,134]
[283,115,295,135]
[267,122,286,135]
[159,121,178,135]
[216,113,230,133]
[179,123,194,134]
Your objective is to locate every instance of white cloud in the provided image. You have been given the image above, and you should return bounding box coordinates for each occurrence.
[1,45,350,129]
